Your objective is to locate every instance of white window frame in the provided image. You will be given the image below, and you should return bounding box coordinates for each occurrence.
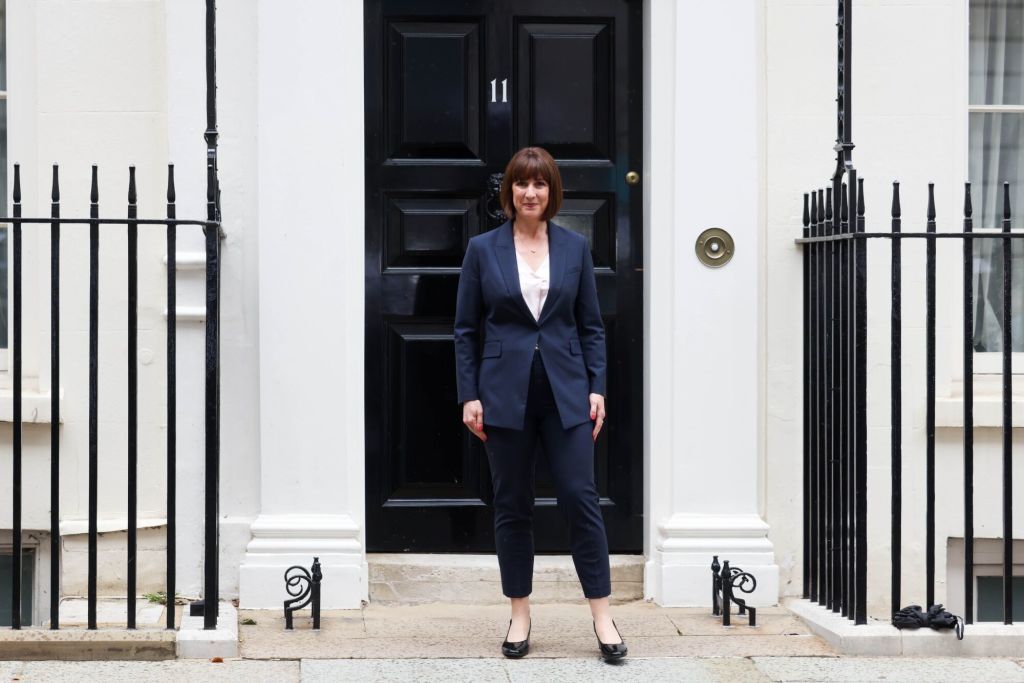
[967,1,1024,374]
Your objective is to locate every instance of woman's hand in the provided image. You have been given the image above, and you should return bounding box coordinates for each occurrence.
[589,393,606,442]
[463,400,487,442]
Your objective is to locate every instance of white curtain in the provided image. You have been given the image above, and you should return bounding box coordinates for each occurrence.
[971,0,1024,351]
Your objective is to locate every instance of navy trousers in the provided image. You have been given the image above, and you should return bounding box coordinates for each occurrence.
[484,350,611,599]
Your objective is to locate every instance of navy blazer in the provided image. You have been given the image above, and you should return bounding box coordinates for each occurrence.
[454,220,607,430]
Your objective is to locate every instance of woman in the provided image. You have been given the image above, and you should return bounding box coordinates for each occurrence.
[454,147,626,661]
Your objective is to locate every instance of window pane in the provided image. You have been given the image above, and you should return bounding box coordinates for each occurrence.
[969,112,1024,230]
[972,238,1024,351]
[977,576,1024,621]
[0,552,33,627]
[969,112,1024,351]
[971,0,1024,105]
[0,0,6,91]
[0,98,7,349]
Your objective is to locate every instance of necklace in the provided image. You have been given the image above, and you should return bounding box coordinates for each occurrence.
[514,230,544,254]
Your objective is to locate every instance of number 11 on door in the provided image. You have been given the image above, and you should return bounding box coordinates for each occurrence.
[490,78,508,103]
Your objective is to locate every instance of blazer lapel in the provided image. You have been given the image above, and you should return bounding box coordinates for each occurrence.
[495,221,538,324]
[537,223,566,326]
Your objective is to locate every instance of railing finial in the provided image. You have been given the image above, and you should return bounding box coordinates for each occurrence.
[128,166,137,206]
[964,182,973,219]
[167,165,176,204]
[927,183,936,222]
[51,165,60,203]
[891,181,901,219]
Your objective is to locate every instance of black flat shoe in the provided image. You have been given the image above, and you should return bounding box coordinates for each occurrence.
[501,618,531,658]
[594,619,628,662]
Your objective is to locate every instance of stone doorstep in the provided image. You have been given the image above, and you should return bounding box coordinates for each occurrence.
[786,597,1024,656]
[0,600,238,661]
[368,553,645,605]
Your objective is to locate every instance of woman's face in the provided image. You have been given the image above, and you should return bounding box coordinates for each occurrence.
[511,176,549,220]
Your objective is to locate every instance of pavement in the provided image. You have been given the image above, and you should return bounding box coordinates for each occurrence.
[4,601,1024,681]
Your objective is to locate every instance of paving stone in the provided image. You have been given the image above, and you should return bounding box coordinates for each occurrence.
[564,634,834,658]
[666,610,813,636]
[752,656,1024,682]
[238,600,834,661]
[301,657,769,683]
[6,660,300,683]
[504,657,769,682]
[301,658,509,683]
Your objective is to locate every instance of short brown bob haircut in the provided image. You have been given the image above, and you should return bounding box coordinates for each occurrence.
[500,147,563,222]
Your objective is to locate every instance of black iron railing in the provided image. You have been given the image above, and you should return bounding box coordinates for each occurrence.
[5,164,221,631]
[798,179,1020,627]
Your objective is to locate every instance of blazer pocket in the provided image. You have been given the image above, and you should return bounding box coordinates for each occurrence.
[482,340,502,358]
[569,339,583,356]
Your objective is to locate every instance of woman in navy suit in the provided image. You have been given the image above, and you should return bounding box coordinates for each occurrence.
[454,147,626,661]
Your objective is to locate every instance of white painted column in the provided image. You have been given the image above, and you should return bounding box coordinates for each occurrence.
[238,0,366,609]
[644,0,778,606]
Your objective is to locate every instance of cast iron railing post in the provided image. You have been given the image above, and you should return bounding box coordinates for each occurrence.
[853,181,867,627]
[167,165,177,630]
[203,0,222,631]
[963,183,974,624]
[127,167,138,630]
[838,183,850,617]
[11,164,21,630]
[825,186,834,611]
[50,165,61,629]
[1002,182,1013,624]
[890,181,902,618]
[851,175,862,618]
[802,195,811,600]
[925,183,936,609]
[88,165,99,631]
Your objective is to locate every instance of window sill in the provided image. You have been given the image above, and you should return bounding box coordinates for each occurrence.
[0,389,63,424]
[936,395,1024,429]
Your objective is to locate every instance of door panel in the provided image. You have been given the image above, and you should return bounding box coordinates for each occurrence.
[516,22,613,161]
[384,196,480,269]
[365,0,642,553]
[387,21,484,160]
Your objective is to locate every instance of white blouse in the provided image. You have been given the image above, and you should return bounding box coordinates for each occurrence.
[516,251,549,321]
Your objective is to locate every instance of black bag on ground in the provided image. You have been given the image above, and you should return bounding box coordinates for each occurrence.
[892,604,964,640]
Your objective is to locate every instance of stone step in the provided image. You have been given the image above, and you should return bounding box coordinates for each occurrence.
[368,554,644,605]
[0,600,238,661]
[0,629,177,661]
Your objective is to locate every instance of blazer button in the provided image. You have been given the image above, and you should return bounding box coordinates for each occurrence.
[535,343,539,350]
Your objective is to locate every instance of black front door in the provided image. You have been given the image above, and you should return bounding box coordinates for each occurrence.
[364,0,643,552]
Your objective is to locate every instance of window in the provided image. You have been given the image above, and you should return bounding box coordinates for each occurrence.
[0,550,32,626]
[977,575,1024,621]
[0,0,7,350]
[969,0,1024,355]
